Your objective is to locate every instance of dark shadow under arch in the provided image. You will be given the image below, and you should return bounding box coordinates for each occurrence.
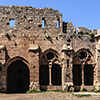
[73,64,82,85]
[52,64,62,85]
[7,60,30,93]
[84,64,94,85]
[39,65,49,85]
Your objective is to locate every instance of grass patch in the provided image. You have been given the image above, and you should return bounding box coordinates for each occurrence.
[73,94,91,98]
[47,90,66,93]
[26,90,45,93]
[81,88,87,92]
[91,89,100,93]
[67,90,73,93]
[0,92,6,94]
[26,90,66,93]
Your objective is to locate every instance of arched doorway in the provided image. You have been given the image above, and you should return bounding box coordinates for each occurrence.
[7,60,29,93]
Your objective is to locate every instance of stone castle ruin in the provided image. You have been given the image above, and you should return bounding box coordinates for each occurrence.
[0,6,99,93]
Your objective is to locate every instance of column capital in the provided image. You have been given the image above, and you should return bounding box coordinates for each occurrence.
[82,64,85,69]
[49,62,52,67]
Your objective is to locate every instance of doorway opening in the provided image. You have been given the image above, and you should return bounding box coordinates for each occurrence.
[7,60,29,93]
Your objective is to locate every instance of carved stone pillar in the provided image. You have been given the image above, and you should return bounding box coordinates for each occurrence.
[49,63,52,86]
[62,51,65,86]
[82,64,84,87]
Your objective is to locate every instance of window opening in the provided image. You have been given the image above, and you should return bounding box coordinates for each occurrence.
[79,52,87,59]
[57,18,60,27]
[46,52,54,60]
[42,18,46,28]
[10,20,15,28]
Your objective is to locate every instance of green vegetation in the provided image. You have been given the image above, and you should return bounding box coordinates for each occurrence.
[70,35,73,38]
[13,34,16,37]
[91,89,100,93]
[61,58,64,61]
[65,48,70,56]
[86,49,90,53]
[73,33,75,36]
[78,34,81,38]
[81,88,87,91]
[5,33,11,40]
[89,38,94,42]
[48,90,66,93]
[85,31,89,35]
[26,90,66,93]
[89,32,94,36]
[26,90,44,93]
[45,35,50,39]
[5,33,9,37]
[89,32,94,42]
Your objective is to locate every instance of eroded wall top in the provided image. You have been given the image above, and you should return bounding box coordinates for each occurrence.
[0,6,62,32]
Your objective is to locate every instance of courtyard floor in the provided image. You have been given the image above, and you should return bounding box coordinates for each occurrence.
[0,92,100,100]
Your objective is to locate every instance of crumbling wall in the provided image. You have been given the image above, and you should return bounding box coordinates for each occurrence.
[0,6,98,92]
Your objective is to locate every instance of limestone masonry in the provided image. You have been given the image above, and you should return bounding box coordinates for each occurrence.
[0,6,99,93]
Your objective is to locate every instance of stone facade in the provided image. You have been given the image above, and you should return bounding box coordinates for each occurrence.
[0,6,99,92]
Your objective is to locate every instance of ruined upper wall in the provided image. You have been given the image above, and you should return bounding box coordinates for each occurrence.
[0,6,62,32]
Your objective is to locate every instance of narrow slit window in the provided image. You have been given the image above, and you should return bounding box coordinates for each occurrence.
[57,18,60,27]
[42,18,46,28]
[10,20,15,28]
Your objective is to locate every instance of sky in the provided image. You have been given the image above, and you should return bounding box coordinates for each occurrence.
[0,0,100,30]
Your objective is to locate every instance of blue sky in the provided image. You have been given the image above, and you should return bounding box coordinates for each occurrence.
[0,0,100,30]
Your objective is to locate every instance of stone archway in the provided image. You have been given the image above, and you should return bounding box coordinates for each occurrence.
[73,48,94,91]
[7,60,29,93]
[39,49,62,90]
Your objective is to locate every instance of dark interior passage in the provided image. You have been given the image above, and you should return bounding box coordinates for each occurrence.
[73,64,82,85]
[39,65,49,85]
[7,60,29,93]
[84,64,93,85]
[52,64,61,85]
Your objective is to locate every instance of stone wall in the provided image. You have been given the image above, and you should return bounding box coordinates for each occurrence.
[0,6,99,92]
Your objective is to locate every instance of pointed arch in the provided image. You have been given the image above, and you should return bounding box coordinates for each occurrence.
[73,48,94,88]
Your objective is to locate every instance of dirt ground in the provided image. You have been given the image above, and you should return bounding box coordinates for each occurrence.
[0,92,100,100]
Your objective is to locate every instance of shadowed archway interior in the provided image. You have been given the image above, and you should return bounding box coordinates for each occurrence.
[52,64,62,85]
[7,60,29,93]
[73,64,82,85]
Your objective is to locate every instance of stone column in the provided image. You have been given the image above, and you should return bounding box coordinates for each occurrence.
[49,63,52,86]
[82,64,84,87]
[62,51,65,86]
